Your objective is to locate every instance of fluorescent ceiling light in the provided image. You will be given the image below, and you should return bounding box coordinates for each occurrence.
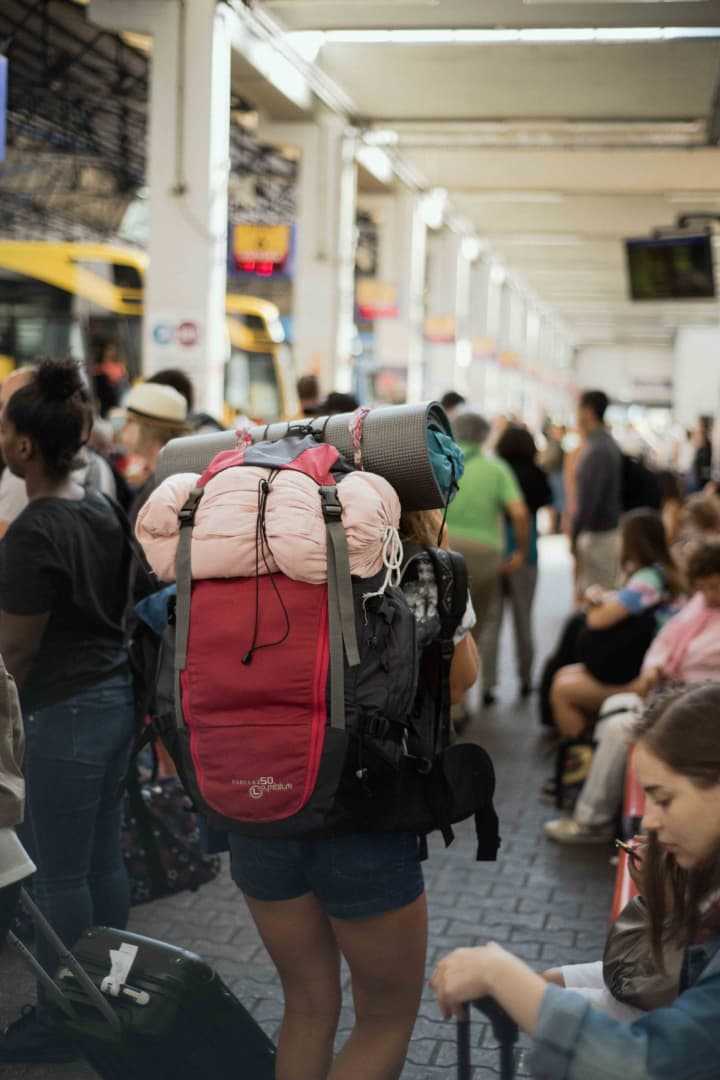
[419,188,448,229]
[525,1,703,4]
[356,146,394,186]
[362,129,399,147]
[501,235,583,246]
[471,192,565,204]
[461,236,484,261]
[666,193,720,203]
[290,27,720,48]
[248,41,313,111]
[285,31,325,63]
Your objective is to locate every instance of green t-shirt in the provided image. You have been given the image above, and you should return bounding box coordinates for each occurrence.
[446,446,522,552]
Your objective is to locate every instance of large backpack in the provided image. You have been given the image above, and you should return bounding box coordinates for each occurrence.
[143,436,499,858]
[621,453,662,513]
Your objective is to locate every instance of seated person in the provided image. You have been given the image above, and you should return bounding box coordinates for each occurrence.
[550,509,683,740]
[672,492,720,571]
[546,540,720,844]
[431,683,720,1080]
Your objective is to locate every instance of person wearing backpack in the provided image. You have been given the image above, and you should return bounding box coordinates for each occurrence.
[226,508,478,1080]
[0,359,135,1066]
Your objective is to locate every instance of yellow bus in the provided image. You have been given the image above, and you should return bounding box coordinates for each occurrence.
[0,241,297,421]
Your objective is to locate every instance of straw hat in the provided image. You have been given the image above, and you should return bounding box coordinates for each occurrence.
[124,382,189,428]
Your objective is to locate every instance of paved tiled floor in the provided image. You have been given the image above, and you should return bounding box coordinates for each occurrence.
[0,536,615,1077]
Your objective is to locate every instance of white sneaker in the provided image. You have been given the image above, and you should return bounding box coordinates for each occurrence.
[544,817,614,845]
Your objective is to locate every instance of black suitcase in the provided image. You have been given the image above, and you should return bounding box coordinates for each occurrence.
[8,889,276,1079]
[457,997,519,1080]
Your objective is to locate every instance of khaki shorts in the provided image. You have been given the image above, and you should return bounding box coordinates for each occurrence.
[575,529,620,594]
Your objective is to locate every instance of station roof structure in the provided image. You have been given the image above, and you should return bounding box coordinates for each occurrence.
[0,0,298,240]
[1,0,720,352]
[259,0,720,351]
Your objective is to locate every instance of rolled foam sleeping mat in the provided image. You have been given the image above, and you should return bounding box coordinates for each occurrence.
[155,401,452,511]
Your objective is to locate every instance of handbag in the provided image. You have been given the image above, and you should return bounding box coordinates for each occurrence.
[576,606,659,685]
[603,896,683,1010]
[121,766,221,906]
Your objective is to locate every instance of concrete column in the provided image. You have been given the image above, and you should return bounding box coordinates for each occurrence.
[466,258,491,407]
[425,230,472,400]
[264,115,358,395]
[91,0,231,415]
[673,327,720,475]
[372,191,428,403]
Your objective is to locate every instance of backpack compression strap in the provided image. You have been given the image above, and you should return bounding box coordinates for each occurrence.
[424,547,468,752]
[174,486,205,731]
[319,485,361,731]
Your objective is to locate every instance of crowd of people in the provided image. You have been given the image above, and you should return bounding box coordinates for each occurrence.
[0,359,718,1078]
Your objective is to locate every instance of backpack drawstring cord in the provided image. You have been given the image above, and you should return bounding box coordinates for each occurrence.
[361,526,404,610]
[242,471,291,665]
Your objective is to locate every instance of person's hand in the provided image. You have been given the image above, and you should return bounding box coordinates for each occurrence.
[583,584,605,606]
[430,943,506,1019]
[501,552,524,575]
[635,666,663,698]
[626,834,649,893]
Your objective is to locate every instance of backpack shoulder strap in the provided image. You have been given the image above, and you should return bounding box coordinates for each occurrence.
[424,547,468,643]
[318,484,361,733]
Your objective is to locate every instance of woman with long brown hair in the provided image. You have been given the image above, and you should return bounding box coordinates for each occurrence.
[550,508,684,739]
[431,682,720,1079]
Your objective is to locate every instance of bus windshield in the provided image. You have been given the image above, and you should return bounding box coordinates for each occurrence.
[225,350,281,421]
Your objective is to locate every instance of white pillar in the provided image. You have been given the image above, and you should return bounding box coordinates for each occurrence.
[372,191,428,403]
[91,0,231,416]
[265,115,358,395]
[375,192,431,403]
[673,327,720,459]
[466,257,492,406]
[425,230,472,401]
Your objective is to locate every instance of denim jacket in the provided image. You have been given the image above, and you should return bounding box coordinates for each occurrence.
[530,935,720,1079]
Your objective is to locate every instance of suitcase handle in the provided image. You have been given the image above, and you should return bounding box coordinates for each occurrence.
[456,997,519,1080]
[10,889,122,1031]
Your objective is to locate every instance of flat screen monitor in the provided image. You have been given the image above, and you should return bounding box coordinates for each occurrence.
[625,232,715,301]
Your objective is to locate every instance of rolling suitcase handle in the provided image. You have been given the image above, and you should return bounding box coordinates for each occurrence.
[7,888,122,1031]
[456,997,519,1080]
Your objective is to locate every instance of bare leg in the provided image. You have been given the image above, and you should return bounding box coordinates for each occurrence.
[329,893,428,1080]
[243,892,342,1080]
[550,664,630,739]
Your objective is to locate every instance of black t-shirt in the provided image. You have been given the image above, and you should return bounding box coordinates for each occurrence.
[0,492,130,711]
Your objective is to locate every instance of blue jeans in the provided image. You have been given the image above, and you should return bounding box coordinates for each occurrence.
[19,670,135,982]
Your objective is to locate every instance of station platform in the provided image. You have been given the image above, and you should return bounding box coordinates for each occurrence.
[0,535,615,1079]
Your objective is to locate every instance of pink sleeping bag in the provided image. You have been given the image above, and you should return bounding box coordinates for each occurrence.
[135,466,401,584]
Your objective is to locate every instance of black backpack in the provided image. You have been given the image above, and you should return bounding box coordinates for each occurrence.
[347,544,500,860]
[621,454,662,513]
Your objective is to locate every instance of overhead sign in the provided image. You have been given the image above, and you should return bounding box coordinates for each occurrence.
[150,314,204,355]
[356,279,399,320]
[233,224,290,264]
[423,315,456,344]
[0,57,7,163]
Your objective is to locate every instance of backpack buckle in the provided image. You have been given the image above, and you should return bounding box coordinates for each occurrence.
[178,488,204,526]
[319,486,342,521]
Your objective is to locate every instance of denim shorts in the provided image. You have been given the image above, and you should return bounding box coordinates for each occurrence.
[228,831,425,920]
